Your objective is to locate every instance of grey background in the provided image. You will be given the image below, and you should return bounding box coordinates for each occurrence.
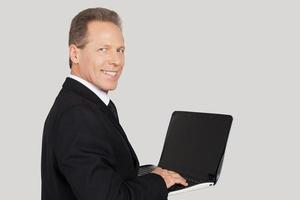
[0,0,299,199]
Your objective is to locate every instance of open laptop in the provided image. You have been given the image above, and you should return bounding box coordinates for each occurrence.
[138,111,233,196]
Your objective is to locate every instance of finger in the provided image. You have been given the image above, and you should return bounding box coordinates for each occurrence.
[167,171,186,179]
[172,176,188,186]
[165,173,187,185]
[162,169,169,175]
[167,171,187,181]
[168,172,183,178]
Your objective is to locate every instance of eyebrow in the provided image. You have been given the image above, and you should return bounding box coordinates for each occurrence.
[101,44,125,49]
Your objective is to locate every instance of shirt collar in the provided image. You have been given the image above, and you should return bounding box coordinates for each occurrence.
[68,74,110,106]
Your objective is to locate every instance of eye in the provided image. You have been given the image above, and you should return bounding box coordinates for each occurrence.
[117,48,125,53]
[98,48,107,52]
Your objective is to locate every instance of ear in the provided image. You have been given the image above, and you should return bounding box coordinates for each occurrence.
[69,44,80,65]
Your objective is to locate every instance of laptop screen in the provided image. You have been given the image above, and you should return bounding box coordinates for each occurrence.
[158,111,233,180]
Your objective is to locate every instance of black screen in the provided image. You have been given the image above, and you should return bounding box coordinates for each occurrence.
[158,111,233,180]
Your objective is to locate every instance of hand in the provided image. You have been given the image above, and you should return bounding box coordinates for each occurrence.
[151,167,188,188]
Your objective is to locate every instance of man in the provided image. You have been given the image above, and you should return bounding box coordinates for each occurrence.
[41,7,187,200]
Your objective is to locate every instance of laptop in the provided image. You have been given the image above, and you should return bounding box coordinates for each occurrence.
[138,111,233,196]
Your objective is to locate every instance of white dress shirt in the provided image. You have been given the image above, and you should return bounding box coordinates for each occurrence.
[68,74,110,106]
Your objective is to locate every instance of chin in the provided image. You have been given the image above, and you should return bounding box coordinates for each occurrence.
[107,87,117,92]
[102,84,118,92]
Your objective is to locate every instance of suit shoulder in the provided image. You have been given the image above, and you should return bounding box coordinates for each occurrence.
[53,89,99,114]
[44,88,104,131]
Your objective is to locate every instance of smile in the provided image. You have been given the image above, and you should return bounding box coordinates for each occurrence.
[101,70,117,77]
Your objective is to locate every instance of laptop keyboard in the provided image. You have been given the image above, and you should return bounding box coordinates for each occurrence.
[137,165,156,176]
[138,165,208,192]
[168,175,200,192]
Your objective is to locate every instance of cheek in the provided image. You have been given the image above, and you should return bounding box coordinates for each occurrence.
[79,52,92,67]
[93,54,107,67]
[120,54,125,63]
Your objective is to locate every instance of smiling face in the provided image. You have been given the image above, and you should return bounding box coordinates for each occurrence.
[69,21,125,93]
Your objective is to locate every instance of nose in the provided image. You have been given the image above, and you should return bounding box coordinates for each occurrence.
[108,51,122,66]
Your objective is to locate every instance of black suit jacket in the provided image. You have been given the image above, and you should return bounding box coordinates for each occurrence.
[41,78,168,200]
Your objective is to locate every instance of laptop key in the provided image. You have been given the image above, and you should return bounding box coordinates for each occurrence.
[167,176,199,192]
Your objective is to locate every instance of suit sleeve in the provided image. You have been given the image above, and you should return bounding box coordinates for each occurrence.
[54,105,168,200]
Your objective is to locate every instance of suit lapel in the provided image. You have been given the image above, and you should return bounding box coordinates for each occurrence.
[104,108,140,169]
[62,78,139,169]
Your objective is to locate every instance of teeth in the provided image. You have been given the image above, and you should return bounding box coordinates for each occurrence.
[103,70,117,77]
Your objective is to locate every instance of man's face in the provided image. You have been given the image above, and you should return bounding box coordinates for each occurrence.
[70,21,125,92]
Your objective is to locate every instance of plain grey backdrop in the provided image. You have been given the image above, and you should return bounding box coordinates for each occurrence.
[0,0,299,199]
